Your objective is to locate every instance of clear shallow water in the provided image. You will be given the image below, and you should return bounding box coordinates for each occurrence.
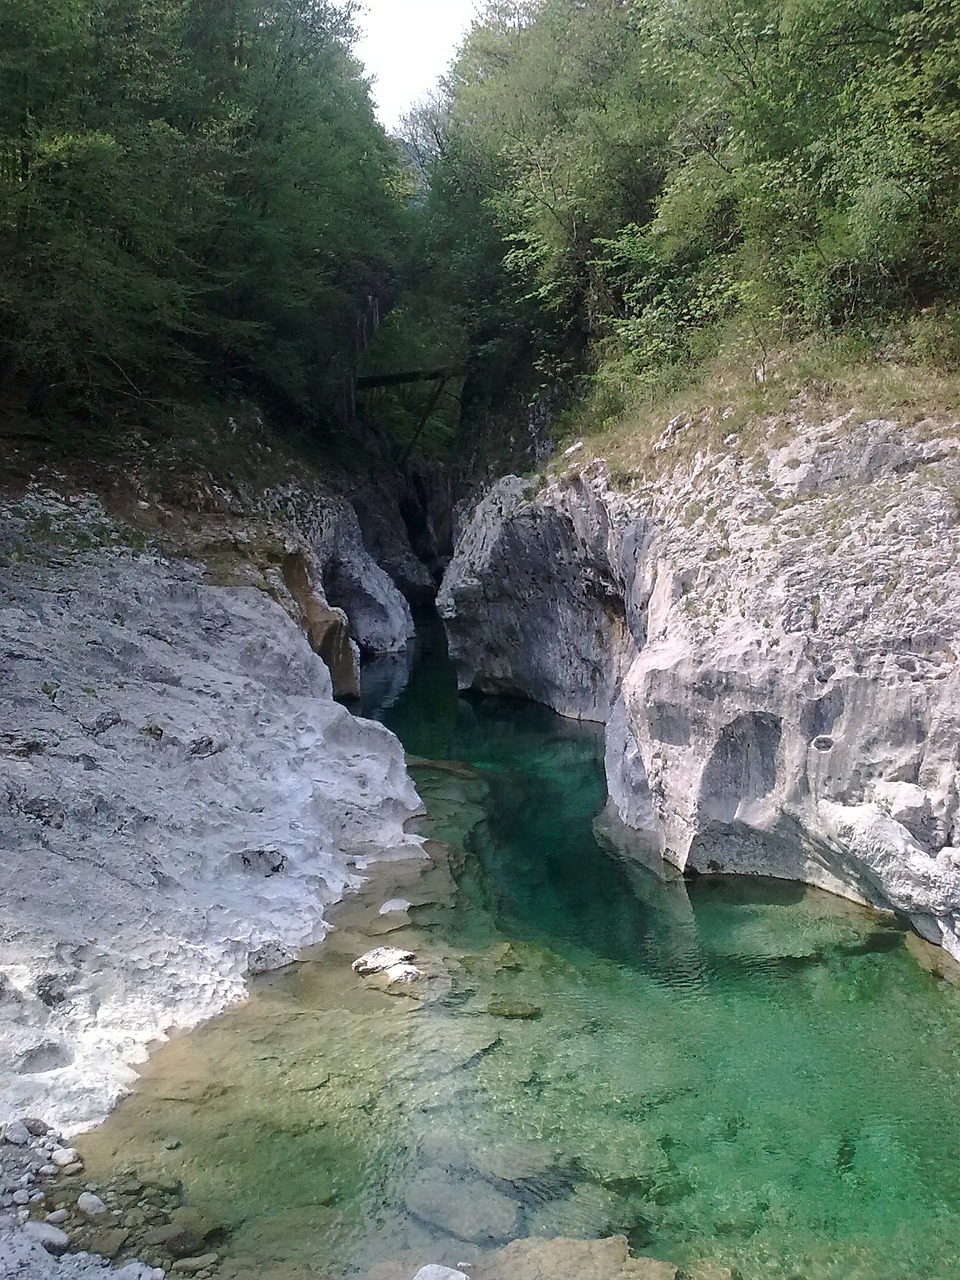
[80,621,960,1280]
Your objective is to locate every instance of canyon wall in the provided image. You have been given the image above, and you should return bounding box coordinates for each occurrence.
[439,415,960,960]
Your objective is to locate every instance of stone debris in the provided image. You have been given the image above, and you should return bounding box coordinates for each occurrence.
[0,1113,225,1277]
[352,946,417,976]
[411,1268,471,1280]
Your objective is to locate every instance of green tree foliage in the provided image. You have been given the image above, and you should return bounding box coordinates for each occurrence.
[411,0,960,417]
[0,0,405,427]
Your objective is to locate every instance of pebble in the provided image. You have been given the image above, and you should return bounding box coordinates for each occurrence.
[3,1121,30,1146]
[46,1208,70,1224]
[77,1189,109,1217]
[12,1189,30,1205]
[411,1268,471,1280]
[22,1118,50,1136]
[50,1146,81,1167]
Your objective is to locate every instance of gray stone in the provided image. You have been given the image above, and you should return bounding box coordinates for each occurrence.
[76,1190,108,1218]
[3,1122,30,1146]
[411,1268,470,1280]
[21,1220,70,1253]
[50,1147,80,1168]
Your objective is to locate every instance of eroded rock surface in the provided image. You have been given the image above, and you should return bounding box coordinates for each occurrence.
[270,486,414,654]
[0,492,421,1131]
[439,415,960,958]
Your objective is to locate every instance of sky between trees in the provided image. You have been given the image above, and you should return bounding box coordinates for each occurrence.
[356,0,479,130]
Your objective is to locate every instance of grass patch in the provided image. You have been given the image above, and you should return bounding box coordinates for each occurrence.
[549,327,960,486]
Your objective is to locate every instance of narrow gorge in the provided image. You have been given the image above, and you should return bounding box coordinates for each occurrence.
[440,413,960,965]
[3,0,960,1276]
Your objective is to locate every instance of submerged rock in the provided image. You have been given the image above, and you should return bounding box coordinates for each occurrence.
[405,1170,521,1245]
[472,1234,679,1280]
[486,998,543,1020]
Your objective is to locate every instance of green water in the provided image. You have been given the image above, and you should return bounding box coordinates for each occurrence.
[81,621,960,1280]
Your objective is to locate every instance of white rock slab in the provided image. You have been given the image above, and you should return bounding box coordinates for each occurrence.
[379,898,413,915]
[352,947,415,976]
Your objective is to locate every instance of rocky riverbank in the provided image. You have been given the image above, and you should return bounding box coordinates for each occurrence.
[0,486,422,1133]
[439,411,960,960]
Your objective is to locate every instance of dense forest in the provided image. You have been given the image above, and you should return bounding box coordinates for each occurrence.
[2,0,959,463]
[0,0,405,428]
[406,0,960,449]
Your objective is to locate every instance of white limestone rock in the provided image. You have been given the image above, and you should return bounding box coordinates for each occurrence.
[352,947,416,976]
[384,963,423,983]
[439,416,960,960]
[0,490,423,1133]
[267,484,415,653]
[411,1268,470,1280]
[379,898,413,915]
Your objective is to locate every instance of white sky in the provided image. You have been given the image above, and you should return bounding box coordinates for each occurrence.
[355,0,480,132]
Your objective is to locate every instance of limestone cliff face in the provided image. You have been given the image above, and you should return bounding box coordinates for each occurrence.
[438,415,960,960]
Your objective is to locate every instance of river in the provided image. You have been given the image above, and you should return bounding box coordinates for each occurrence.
[77,619,960,1280]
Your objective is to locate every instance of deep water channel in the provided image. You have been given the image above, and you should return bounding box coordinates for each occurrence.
[79,623,960,1280]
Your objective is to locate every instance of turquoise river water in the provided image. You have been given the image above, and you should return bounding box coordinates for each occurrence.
[80,621,960,1280]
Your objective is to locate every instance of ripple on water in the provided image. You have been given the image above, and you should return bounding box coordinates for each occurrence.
[76,636,960,1280]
